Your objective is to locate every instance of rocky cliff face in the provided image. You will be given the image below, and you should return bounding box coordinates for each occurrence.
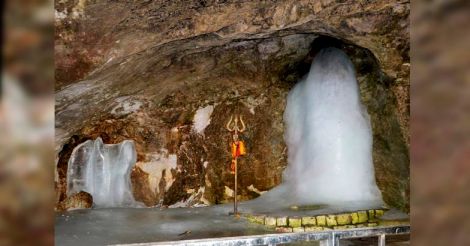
[55,0,409,212]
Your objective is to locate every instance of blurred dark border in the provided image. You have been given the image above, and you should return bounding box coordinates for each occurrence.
[411,0,470,245]
[1,0,470,245]
[2,0,54,245]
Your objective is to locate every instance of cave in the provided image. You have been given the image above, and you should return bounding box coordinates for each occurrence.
[56,33,409,212]
[55,0,410,243]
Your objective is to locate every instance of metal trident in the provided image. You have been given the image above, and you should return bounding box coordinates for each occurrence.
[225,115,246,134]
[226,114,246,216]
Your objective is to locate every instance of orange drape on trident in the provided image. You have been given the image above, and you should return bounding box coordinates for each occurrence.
[226,114,246,216]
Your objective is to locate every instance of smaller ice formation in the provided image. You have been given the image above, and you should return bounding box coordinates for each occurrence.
[67,137,139,207]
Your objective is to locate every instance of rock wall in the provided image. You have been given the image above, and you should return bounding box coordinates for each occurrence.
[55,0,409,212]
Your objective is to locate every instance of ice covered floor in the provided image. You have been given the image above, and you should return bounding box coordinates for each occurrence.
[55,205,272,246]
[55,204,409,246]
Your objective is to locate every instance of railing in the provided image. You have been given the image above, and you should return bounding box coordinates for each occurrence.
[115,225,410,246]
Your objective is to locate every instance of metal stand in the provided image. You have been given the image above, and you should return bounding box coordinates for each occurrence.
[378,234,386,246]
[145,225,411,245]
[320,232,338,246]
[233,157,238,216]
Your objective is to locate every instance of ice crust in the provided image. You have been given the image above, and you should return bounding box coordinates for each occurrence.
[66,137,140,207]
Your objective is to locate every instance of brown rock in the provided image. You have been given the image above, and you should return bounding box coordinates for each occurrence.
[57,191,93,211]
[131,166,157,206]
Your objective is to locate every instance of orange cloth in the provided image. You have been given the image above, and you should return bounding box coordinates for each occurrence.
[230,159,236,173]
[231,141,246,158]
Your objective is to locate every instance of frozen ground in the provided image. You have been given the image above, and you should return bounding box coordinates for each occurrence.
[55,204,409,246]
[55,205,271,246]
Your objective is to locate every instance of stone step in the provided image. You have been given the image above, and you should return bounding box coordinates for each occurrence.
[243,209,389,230]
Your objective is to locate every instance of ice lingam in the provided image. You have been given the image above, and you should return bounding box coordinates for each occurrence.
[66,138,140,207]
[244,47,384,213]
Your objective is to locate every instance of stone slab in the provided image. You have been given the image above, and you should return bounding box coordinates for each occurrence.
[375,209,384,218]
[336,213,352,225]
[276,216,288,227]
[265,216,277,227]
[288,217,302,228]
[305,226,324,232]
[326,215,337,227]
[302,216,316,226]
[316,215,326,226]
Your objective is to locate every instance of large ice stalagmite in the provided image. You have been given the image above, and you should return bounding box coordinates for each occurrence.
[67,137,139,207]
[244,47,383,212]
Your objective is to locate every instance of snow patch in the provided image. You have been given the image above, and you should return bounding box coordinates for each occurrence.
[247,184,266,195]
[224,186,234,197]
[167,200,186,208]
[192,105,214,134]
[169,187,208,208]
[136,149,177,194]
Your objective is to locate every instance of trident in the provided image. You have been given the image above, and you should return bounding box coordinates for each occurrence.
[226,115,246,216]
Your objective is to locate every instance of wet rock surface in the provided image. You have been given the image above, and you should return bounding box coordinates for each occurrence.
[55,0,409,212]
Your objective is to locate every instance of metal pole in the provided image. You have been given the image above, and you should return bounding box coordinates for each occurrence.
[378,234,386,246]
[320,232,337,246]
[234,157,238,215]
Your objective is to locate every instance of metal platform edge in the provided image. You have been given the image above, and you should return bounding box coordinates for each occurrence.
[111,225,410,246]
